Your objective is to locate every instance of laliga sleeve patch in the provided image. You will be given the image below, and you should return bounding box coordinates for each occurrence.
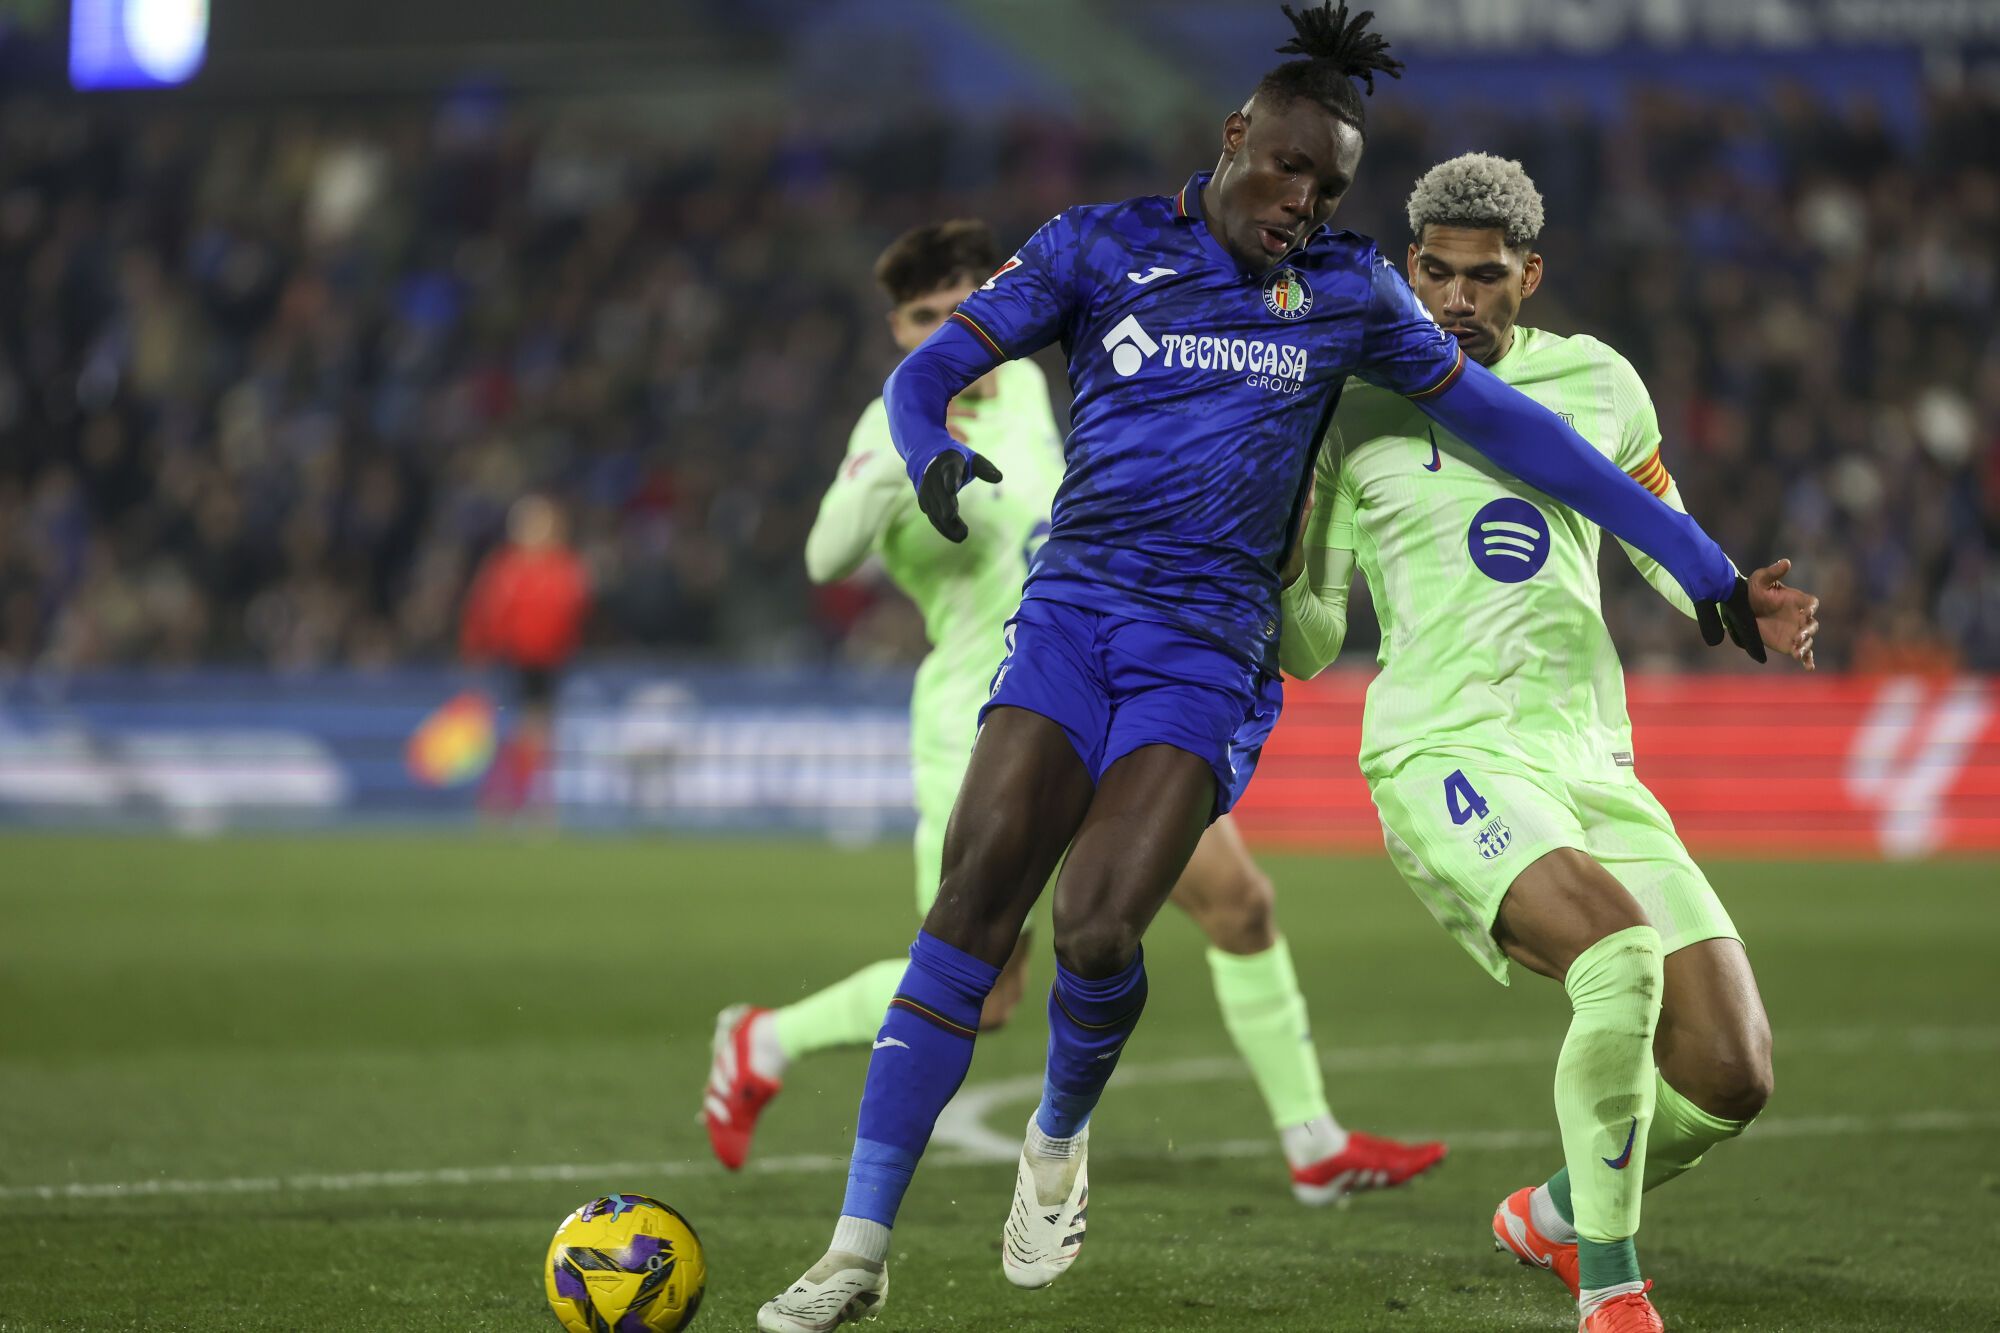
[981,256,1023,291]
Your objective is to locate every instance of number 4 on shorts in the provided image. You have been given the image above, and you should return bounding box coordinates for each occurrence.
[1443,769,1490,825]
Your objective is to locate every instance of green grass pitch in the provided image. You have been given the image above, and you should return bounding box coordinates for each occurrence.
[2,835,1997,1331]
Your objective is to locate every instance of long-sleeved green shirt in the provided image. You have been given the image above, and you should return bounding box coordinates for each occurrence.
[1281,326,1696,782]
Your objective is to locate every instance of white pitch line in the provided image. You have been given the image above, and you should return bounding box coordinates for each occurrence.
[929,1023,2000,1159]
[5,1107,1996,1205]
[7,1022,1998,1206]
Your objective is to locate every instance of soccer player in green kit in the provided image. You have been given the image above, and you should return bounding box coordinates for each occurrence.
[705,219,1445,1203]
[1279,156,1820,1333]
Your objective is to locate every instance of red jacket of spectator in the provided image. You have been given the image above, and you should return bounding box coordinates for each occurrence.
[459,544,590,670]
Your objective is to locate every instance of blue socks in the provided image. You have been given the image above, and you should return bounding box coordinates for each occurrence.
[834,935,1149,1233]
[839,930,998,1228]
[1036,950,1148,1139]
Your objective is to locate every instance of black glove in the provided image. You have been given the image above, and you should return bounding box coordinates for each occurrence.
[1695,573,1767,663]
[916,449,1004,543]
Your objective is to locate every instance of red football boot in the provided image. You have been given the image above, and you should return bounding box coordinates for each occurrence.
[1289,1129,1448,1205]
[703,1004,781,1170]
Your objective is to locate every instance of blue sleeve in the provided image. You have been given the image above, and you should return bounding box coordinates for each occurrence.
[883,319,1001,490]
[1355,252,1467,399]
[947,211,1082,361]
[1416,359,1737,602]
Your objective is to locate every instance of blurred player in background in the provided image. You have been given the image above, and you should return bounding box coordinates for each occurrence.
[704,218,1444,1202]
[459,494,589,813]
[1280,154,1819,1333]
[761,4,1773,1326]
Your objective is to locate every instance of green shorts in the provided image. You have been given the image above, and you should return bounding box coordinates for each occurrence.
[911,744,961,915]
[1369,753,1739,985]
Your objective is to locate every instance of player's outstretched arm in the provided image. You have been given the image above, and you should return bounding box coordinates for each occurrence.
[883,320,1006,543]
[1613,491,1816,667]
[1614,485,1700,619]
[885,210,1081,543]
[1703,558,1819,669]
[1748,558,1820,670]
[1356,256,1752,656]
[1416,360,1736,603]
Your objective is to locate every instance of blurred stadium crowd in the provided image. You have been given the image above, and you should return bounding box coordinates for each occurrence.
[1,81,1995,673]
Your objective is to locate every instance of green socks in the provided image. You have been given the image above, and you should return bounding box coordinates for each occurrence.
[1206,937,1331,1132]
[771,958,907,1063]
[1553,925,1663,1290]
[1544,1073,1757,1226]
[1641,1075,1753,1190]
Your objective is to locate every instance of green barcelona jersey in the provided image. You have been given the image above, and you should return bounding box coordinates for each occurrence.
[808,359,1067,760]
[1317,326,1690,782]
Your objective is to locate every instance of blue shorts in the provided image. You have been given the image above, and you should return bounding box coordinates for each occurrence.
[980,598,1284,818]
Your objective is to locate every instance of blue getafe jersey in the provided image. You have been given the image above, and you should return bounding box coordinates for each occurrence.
[951,171,1464,673]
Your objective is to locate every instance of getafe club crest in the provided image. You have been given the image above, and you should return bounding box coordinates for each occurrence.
[1262,267,1313,320]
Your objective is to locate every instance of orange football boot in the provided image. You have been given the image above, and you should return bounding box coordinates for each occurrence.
[1492,1185,1581,1299]
[1580,1281,1663,1332]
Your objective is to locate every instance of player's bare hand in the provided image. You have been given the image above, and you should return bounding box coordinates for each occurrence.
[1279,484,1316,586]
[1748,558,1819,671]
[917,448,1004,543]
[945,398,979,445]
[1695,572,1765,663]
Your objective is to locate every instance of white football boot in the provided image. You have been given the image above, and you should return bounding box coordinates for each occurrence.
[1001,1118,1090,1288]
[756,1252,888,1332]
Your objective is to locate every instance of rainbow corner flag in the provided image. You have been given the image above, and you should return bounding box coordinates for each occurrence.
[407,691,499,788]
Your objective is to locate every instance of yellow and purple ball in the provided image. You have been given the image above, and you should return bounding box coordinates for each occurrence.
[545,1193,706,1333]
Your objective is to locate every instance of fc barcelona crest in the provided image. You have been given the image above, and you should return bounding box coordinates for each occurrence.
[1262,267,1313,320]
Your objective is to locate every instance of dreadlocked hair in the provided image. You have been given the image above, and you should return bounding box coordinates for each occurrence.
[1258,2,1402,134]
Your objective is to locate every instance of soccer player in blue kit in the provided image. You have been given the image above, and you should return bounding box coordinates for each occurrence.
[757,7,1768,1328]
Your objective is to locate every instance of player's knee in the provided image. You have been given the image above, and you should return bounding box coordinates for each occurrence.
[1200,867,1277,955]
[1053,918,1142,980]
[921,890,1017,965]
[931,843,1033,957]
[1700,1048,1774,1123]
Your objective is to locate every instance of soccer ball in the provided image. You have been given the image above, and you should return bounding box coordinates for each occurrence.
[545,1193,707,1332]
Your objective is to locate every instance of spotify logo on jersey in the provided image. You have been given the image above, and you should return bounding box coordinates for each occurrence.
[1467,498,1551,582]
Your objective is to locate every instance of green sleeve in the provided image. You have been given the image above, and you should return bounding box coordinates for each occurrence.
[805,401,914,584]
[1279,438,1360,679]
[1319,431,1359,553]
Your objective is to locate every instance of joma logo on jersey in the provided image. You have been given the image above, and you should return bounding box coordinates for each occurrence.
[1102,315,1160,377]
[1101,316,1308,393]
